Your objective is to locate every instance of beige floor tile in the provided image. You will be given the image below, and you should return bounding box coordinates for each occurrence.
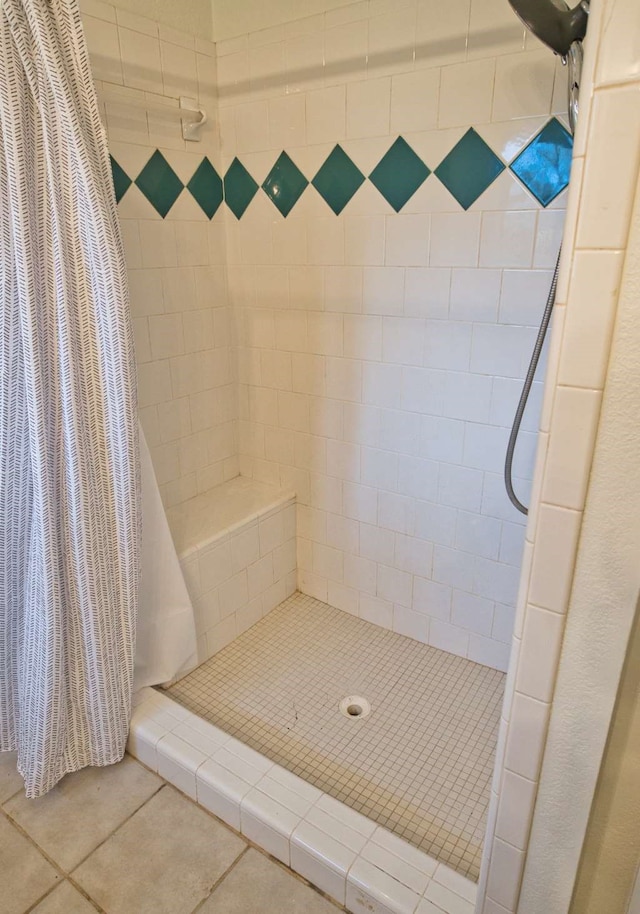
[30,880,97,914]
[73,785,246,914]
[0,751,24,804]
[199,849,339,913]
[4,755,162,871]
[0,813,61,914]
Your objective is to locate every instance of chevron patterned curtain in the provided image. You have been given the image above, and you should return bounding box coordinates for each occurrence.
[0,0,140,797]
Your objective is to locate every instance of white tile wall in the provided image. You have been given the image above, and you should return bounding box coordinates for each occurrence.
[173,482,297,664]
[220,4,562,669]
[81,0,238,509]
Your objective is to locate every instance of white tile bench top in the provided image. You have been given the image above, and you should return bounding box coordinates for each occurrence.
[167,476,295,556]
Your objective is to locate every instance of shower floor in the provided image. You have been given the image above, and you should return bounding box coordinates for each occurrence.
[168,592,505,881]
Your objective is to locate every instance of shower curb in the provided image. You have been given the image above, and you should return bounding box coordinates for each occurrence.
[128,687,477,914]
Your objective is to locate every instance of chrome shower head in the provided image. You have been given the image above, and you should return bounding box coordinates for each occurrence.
[508,0,589,57]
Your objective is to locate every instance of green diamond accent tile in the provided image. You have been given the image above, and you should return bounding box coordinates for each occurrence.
[187,157,223,219]
[369,137,431,212]
[110,156,131,203]
[262,152,309,217]
[510,118,573,206]
[224,157,259,219]
[435,129,505,210]
[312,145,366,215]
[135,150,184,218]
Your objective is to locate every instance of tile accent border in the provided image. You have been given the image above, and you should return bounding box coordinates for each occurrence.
[129,687,478,914]
[111,119,572,220]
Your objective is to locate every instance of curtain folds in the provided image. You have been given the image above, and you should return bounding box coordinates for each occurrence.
[0,0,140,797]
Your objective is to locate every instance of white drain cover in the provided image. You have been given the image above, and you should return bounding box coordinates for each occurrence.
[339,695,371,719]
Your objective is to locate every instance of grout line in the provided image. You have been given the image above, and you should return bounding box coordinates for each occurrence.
[189,845,251,913]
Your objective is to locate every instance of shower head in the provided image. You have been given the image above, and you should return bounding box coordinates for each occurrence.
[508,0,589,57]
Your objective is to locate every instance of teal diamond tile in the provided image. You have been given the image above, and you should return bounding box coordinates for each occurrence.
[224,158,259,219]
[135,149,184,218]
[110,156,131,203]
[187,157,223,219]
[435,129,505,210]
[262,152,308,217]
[510,118,573,207]
[369,137,431,212]
[312,145,366,215]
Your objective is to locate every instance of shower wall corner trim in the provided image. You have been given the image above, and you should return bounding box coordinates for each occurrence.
[129,687,478,914]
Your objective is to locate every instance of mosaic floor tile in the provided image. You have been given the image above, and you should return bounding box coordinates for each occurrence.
[169,592,504,881]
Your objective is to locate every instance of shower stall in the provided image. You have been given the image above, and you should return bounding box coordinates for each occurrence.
[70,0,640,910]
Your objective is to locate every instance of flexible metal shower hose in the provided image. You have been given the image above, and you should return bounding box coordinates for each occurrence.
[504,248,562,515]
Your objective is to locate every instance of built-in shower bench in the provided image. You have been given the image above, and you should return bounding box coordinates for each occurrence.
[166,477,296,665]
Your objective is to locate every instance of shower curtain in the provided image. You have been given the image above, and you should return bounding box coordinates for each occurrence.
[0,0,140,797]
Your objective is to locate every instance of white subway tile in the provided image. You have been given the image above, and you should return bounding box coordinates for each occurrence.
[347,858,421,914]
[438,58,496,127]
[576,84,640,250]
[480,211,537,269]
[492,50,555,121]
[557,250,625,390]
[450,268,501,322]
[385,215,430,268]
[347,77,392,139]
[429,619,469,658]
[430,213,481,267]
[528,503,581,612]
[413,576,452,620]
[404,267,451,319]
[542,387,601,510]
[515,605,565,702]
[504,692,551,781]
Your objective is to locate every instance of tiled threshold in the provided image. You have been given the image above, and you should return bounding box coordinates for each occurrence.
[128,688,478,914]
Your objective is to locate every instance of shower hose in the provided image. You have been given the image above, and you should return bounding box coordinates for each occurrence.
[504,248,562,515]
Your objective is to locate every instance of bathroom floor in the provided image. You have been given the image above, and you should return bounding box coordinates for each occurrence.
[0,753,339,914]
[168,592,505,881]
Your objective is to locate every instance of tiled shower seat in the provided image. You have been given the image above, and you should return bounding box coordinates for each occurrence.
[166,477,297,664]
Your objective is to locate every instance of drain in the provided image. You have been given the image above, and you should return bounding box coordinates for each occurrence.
[339,695,371,720]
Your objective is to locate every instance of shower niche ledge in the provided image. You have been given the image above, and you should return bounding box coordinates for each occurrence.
[128,687,477,914]
[166,477,297,665]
